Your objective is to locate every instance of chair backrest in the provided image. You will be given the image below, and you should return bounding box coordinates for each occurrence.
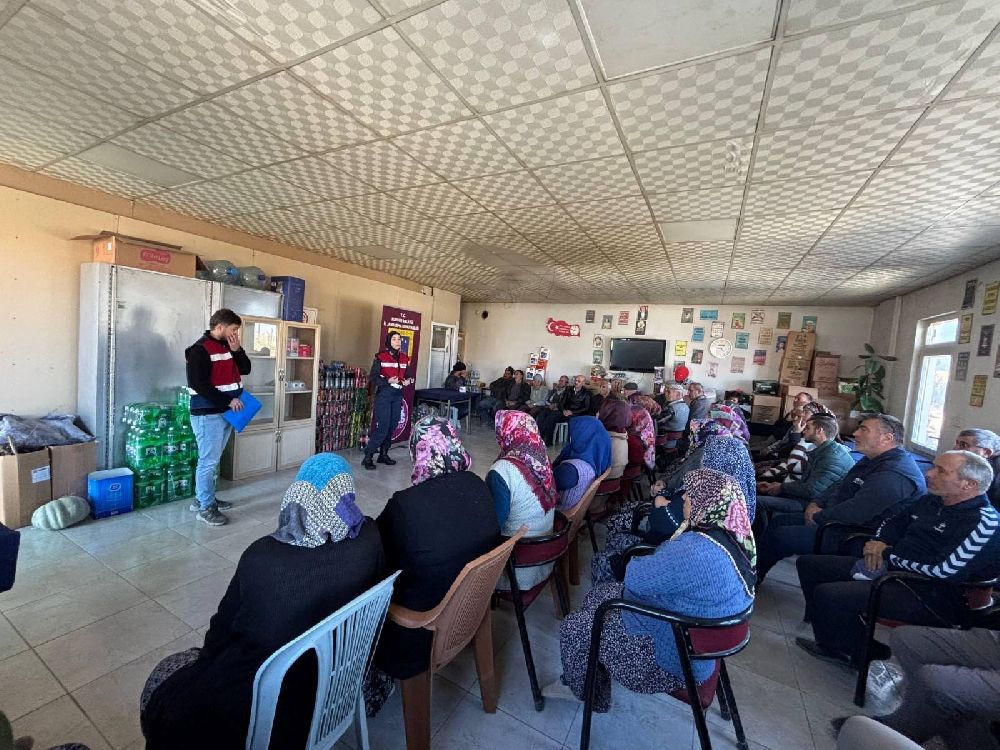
[563,470,609,542]
[622,464,643,480]
[425,529,526,673]
[511,512,571,567]
[245,571,401,750]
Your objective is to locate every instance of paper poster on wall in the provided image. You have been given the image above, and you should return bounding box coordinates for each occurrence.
[750,309,766,325]
[675,340,688,357]
[681,307,694,323]
[585,309,595,323]
[731,312,746,330]
[758,327,774,345]
[638,305,648,321]
[691,349,704,364]
[731,357,745,374]
[962,278,978,309]
[735,332,750,349]
[700,309,719,320]
[592,350,603,364]
[984,281,1000,316]
[529,352,539,365]
[546,318,580,337]
[802,315,818,333]
[960,313,974,344]
[602,315,613,330]
[776,335,787,353]
[691,327,705,343]
[618,310,630,326]
[753,349,767,365]
[777,312,792,329]
[707,361,718,377]
[994,348,1000,378]
[971,374,988,407]
[635,318,646,335]
[653,366,665,385]
[539,347,550,361]
[956,352,970,381]
[593,335,604,348]
[710,321,725,338]
[978,324,995,356]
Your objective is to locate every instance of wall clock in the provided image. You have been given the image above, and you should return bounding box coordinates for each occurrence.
[708,338,733,359]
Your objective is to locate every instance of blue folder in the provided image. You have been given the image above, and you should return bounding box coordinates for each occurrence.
[222,390,262,433]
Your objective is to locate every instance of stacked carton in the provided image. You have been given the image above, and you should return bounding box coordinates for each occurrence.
[810,352,841,397]
[778,331,816,387]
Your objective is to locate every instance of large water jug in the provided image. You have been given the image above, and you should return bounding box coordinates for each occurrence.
[200,260,239,284]
[236,266,268,289]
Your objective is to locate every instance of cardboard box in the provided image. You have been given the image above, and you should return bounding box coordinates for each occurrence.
[750,395,783,425]
[811,352,841,384]
[49,441,97,499]
[779,385,820,400]
[0,449,53,528]
[784,331,817,361]
[779,364,811,387]
[302,306,319,324]
[78,232,196,278]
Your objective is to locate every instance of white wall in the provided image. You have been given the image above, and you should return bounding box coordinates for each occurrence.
[460,302,875,395]
[876,258,1000,450]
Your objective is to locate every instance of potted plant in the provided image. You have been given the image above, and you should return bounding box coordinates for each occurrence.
[853,343,897,412]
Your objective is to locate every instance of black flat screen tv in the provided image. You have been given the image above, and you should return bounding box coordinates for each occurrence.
[609,338,666,373]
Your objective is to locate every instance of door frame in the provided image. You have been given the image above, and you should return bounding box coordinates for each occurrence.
[427,322,457,388]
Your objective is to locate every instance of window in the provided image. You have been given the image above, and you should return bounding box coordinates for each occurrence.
[909,314,958,451]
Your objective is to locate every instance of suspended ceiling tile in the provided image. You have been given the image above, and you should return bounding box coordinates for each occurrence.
[854,159,1000,207]
[33,0,273,94]
[665,240,736,257]
[660,219,738,243]
[634,138,752,193]
[203,0,383,63]
[563,196,653,229]
[346,223,430,252]
[43,157,163,198]
[386,181,484,217]
[0,60,140,139]
[889,97,1000,166]
[113,122,249,181]
[0,103,100,170]
[436,212,513,239]
[494,204,578,234]
[337,192,427,223]
[386,218,464,245]
[390,118,520,181]
[218,205,354,237]
[784,0,931,34]
[744,169,871,216]
[738,209,840,246]
[753,109,917,181]
[153,170,316,218]
[260,156,375,199]
[648,185,744,222]
[218,72,374,153]
[939,195,1000,226]
[581,0,776,78]
[888,244,993,264]
[610,47,770,152]
[589,223,663,252]
[945,22,1000,100]
[813,230,916,257]
[452,171,552,211]
[288,199,375,230]
[400,0,595,112]
[323,140,439,190]
[534,155,640,203]
[484,88,623,168]
[906,224,1000,249]
[524,228,600,258]
[473,234,550,262]
[159,101,306,166]
[292,226,369,250]
[829,201,959,234]
[0,6,197,118]
[766,1,1000,129]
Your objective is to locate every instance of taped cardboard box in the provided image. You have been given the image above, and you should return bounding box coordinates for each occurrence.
[785,331,817,361]
[811,352,841,384]
[750,395,783,425]
[49,441,97,499]
[0,449,52,528]
[779,365,810,387]
[77,232,196,278]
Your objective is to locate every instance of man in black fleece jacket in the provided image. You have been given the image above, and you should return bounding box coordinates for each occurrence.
[795,450,999,665]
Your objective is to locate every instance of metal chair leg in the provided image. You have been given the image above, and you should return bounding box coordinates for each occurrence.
[715,674,730,721]
[720,660,748,750]
[854,594,882,707]
[507,562,544,711]
[586,514,599,554]
[675,624,713,750]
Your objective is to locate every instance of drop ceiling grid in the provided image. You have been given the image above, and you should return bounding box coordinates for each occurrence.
[0,0,998,304]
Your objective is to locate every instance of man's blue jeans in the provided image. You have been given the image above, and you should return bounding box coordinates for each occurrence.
[190,414,233,510]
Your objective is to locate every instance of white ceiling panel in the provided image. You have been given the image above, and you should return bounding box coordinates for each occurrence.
[648,186,744,223]
[744,170,871,216]
[829,202,960,235]
[386,218,464,245]
[400,0,595,112]
[494,204,577,235]
[738,209,840,247]
[386,181,484,217]
[437,212,514,239]
[905,224,1000,249]
[889,97,1000,166]
[260,157,375,199]
[563,196,653,229]
[635,138,752,193]
[854,159,1000,207]
[453,171,553,211]
[42,157,163,198]
[337,192,428,223]
[784,0,932,35]
[940,195,1000,226]
[589,223,664,253]
[323,139,439,190]
[151,170,316,218]
[113,123,249,181]
[534,155,641,203]
[390,119,520,181]
[945,24,1000,101]
[0,102,100,170]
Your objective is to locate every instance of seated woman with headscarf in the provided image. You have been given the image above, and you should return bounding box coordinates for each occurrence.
[552,416,612,511]
[549,468,755,712]
[367,417,499,714]
[628,403,657,472]
[488,410,557,591]
[140,454,385,750]
[598,398,630,480]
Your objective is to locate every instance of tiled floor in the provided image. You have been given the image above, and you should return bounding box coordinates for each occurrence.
[1,427,903,749]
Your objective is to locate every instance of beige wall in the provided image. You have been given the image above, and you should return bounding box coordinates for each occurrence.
[0,186,458,415]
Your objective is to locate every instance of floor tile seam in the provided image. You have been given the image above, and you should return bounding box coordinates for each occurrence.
[10,691,117,750]
[7,588,155,650]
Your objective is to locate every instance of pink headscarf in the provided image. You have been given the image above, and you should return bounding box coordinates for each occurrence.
[628,405,656,470]
[495,410,557,512]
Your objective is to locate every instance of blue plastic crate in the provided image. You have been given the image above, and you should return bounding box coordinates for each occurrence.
[269,275,305,322]
[87,468,134,519]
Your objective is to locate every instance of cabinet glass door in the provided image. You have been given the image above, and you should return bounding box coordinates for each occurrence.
[241,318,280,428]
[282,324,318,423]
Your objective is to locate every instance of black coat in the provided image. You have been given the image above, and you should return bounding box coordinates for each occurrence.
[504,381,531,407]
[143,523,386,750]
[375,471,500,679]
[558,387,592,416]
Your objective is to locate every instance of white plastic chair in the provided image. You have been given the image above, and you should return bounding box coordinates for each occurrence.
[245,571,400,750]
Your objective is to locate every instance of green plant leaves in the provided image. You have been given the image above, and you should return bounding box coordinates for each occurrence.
[859,394,883,412]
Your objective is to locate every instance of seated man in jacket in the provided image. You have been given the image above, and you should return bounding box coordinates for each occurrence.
[757,414,854,517]
[685,382,710,425]
[443,361,469,418]
[539,375,591,445]
[657,384,689,447]
[795,450,999,667]
[756,414,926,582]
[954,428,1000,509]
[476,366,513,422]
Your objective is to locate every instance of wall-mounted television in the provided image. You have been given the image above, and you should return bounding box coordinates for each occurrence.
[609,338,666,373]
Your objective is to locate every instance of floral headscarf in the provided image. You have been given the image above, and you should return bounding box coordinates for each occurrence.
[635,395,662,417]
[409,416,471,485]
[682,468,756,588]
[598,398,631,432]
[707,404,750,442]
[700,436,756,521]
[495,410,557,512]
[628,405,656,470]
[272,453,364,548]
[686,419,731,457]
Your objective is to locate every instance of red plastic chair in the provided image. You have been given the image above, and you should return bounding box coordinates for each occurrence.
[585,476,621,554]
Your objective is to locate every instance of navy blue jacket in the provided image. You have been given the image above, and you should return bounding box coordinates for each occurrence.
[813,447,927,527]
[876,494,1000,582]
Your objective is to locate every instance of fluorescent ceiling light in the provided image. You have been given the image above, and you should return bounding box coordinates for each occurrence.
[78,143,198,187]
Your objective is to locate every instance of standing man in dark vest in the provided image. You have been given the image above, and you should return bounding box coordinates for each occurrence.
[185,309,251,527]
[364,330,413,470]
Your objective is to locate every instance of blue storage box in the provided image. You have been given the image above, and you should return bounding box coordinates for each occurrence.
[87,468,134,519]
[269,275,305,322]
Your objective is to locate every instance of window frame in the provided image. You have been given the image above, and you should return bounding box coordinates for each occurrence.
[907,312,958,455]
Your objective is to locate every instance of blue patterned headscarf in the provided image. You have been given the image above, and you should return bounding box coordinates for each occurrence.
[272,453,365,547]
[554,416,612,476]
[700,436,757,522]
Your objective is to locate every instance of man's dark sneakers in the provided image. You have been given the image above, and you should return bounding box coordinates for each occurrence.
[197,505,228,526]
[362,455,376,470]
[190,499,233,512]
[794,637,854,668]
[377,450,396,465]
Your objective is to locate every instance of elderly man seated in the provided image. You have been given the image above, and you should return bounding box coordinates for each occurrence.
[685,381,710,424]
[476,365,513,422]
[538,374,591,445]
[526,374,549,413]
[658,384,689,447]
[954,428,1000,508]
[756,414,927,582]
[795,450,1000,667]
